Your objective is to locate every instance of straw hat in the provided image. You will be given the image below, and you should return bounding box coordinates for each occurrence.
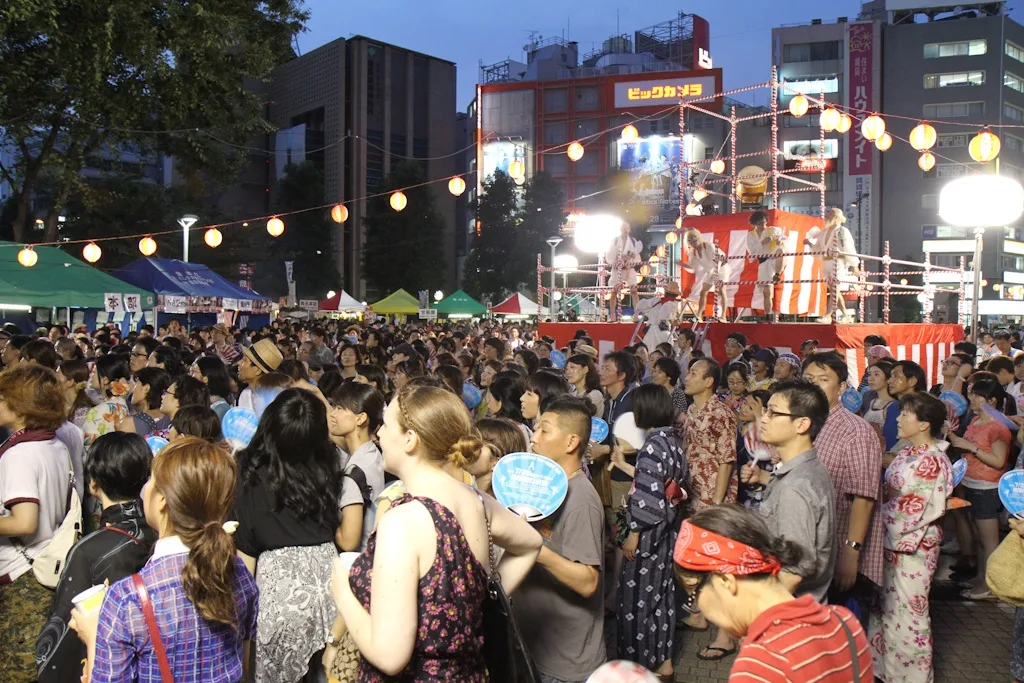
[576,343,599,360]
[242,338,283,374]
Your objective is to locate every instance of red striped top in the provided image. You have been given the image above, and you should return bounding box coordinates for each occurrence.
[729,595,874,683]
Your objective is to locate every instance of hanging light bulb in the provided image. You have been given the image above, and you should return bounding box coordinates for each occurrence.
[620,124,639,143]
[655,244,667,258]
[649,254,660,265]
[639,263,652,277]
[909,121,937,151]
[665,231,679,245]
[685,203,700,216]
[820,107,841,132]
[82,242,101,263]
[17,247,37,267]
[918,151,936,172]
[567,141,585,161]
[138,236,157,256]
[674,217,682,230]
[267,217,285,237]
[837,113,852,134]
[389,191,407,212]
[693,187,708,202]
[204,228,223,248]
[969,128,1001,163]
[508,158,525,180]
[875,132,893,151]
[448,177,466,196]
[710,159,726,175]
[861,113,885,141]
[789,94,809,118]
[330,204,349,223]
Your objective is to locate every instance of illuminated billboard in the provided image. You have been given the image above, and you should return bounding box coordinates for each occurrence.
[613,75,717,108]
[481,140,529,182]
[616,135,681,224]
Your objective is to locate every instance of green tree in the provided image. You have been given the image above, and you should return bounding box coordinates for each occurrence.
[463,171,523,302]
[0,0,307,242]
[362,161,447,298]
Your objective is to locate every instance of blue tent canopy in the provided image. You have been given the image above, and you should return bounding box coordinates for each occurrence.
[113,258,271,314]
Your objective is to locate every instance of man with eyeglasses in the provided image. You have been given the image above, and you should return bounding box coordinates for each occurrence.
[741,379,836,601]
[130,337,159,375]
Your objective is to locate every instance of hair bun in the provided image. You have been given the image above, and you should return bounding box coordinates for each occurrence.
[447,435,483,469]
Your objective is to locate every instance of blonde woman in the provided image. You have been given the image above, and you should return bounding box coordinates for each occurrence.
[681,229,730,321]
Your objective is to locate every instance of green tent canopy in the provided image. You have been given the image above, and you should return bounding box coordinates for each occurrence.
[0,241,155,309]
[370,288,421,315]
[435,289,486,317]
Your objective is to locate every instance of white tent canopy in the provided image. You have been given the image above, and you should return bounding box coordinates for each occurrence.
[319,290,364,313]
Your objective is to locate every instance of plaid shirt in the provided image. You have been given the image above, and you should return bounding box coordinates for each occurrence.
[813,404,885,586]
[91,541,258,683]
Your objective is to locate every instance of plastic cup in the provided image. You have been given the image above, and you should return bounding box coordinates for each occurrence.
[72,584,107,615]
[338,552,360,570]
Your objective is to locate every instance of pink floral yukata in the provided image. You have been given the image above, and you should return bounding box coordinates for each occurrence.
[869,442,953,683]
[348,494,488,682]
[680,397,737,511]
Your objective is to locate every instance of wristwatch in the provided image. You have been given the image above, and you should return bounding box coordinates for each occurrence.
[845,539,863,551]
[326,633,338,646]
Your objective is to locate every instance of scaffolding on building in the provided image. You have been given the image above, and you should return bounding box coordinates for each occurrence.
[634,12,697,69]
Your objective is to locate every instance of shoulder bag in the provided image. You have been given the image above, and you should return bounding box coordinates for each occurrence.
[132,573,175,683]
[986,529,1024,606]
[476,491,540,683]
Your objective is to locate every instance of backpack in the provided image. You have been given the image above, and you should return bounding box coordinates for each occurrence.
[14,450,83,588]
[345,464,378,542]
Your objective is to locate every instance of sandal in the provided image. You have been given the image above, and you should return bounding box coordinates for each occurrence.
[961,587,997,601]
[697,645,737,661]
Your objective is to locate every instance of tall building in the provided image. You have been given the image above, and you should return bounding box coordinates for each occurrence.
[774,0,1024,322]
[226,36,458,300]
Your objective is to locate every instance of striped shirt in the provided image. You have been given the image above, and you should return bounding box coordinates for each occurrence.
[729,595,874,683]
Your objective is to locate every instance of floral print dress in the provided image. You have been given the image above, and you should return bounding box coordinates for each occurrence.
[348,494,488,682]
[869,441,953,683]
[82,396,130,447]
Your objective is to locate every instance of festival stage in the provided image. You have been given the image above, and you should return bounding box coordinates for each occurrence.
[537,321,965,387]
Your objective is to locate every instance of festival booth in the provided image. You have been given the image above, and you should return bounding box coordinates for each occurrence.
[369,289,420,318]
[0,241,155,332]
[435,289,487,319]
[491,293,548,319]
[113,258,272,330]
[318,290,364,317]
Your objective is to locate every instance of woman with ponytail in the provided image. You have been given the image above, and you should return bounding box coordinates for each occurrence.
[674,505,874,682]
[71,437,258,683]
[330,385,543,680]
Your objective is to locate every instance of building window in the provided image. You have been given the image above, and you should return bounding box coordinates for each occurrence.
[573,149,599,175]
[782,41,841,63]
[575,118,600,138]
[923,71,984,88]
[924,39,987,58]
[1007,135,1024,152]
[1006,103,1024,122]
[937,133,968,148]
[934,254,966,268]
[704,146,714,161]
[1004,255,1024,271]
[922,102,984,118]
[543,121,568,145]
[936,163,968,179]
[544,153,568,176]
[1008,40,1024,63]
[781,74,839,94]
[783,113,821,128]
[575,86,600,110]
[1007,71,1024,93]
[544,89,567,113]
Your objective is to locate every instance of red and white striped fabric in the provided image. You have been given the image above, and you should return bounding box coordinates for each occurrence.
[491,292,547,316]
[680,210,829,317]
[835,324,965,388]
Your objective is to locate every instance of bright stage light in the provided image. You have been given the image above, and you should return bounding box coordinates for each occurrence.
[572,215,624,254]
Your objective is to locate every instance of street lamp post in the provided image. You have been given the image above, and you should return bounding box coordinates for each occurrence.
[546,236,563,317]
[939,175,1024,343]
[178,214,198,262]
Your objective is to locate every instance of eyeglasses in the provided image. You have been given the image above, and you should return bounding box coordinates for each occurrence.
[942,358,961,366]
[132,352,148,358]
[764,407,799,419]
[681,573,710,613]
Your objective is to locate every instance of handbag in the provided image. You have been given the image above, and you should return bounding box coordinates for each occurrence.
[328,628,361,683]
[132,574,175,683]
[476,492,540,683]
[14,447,83,588]
[986,530,1024,606]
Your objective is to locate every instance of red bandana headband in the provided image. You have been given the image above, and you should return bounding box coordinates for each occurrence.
[673,519,782,577]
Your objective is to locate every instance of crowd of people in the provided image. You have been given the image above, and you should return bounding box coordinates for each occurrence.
[0,314,1022,683]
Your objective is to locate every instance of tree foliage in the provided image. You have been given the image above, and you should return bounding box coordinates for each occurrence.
[0,0,307,242]
[463,171,565,303]
[362,161,447,299]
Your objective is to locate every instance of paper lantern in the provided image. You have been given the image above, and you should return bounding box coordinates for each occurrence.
[909,122,937,151]
[875,132,893,151]
[621,124,639,143]
[639,263,652,277]
[969,128,1001,163]
[918,152,936,172]
[389,191,407,212]
[204,228,223,248]
[138,236,157,256]
[514,174,526,186]
[693,187,708,201]
[508,159,525,180]
[710,159,725,175]
[685,203,699,216]
[448,177,466,196]
[17,247,37,267]
[820,107,841,132]
[674,217,682,229]
[655,245,667,258]
[665,231,679,245]
[861,113,885,142]
[789,94,809,118]
[837,113,852,134]
[567,141,585,161]
[267,217,285,237]
[330,204,349,223]
[82,242,101,263]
